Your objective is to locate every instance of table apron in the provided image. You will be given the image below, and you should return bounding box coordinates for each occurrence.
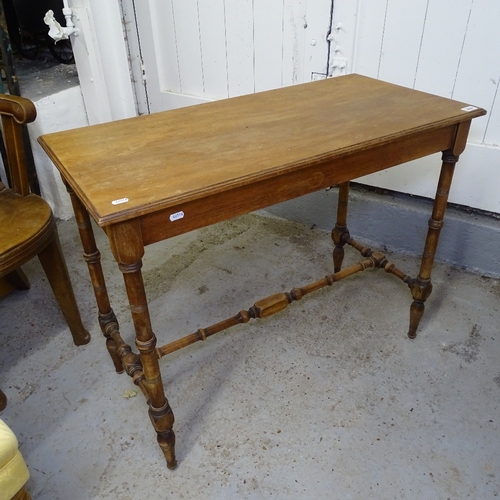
[138,124,456,246]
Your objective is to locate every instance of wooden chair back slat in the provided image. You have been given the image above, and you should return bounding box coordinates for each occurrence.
[0,95,36,196]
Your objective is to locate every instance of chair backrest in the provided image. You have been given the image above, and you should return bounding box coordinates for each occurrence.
[0,94,36,196]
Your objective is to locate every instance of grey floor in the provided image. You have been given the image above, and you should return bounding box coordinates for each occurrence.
[15,48,79,100]
[1,212,499,499]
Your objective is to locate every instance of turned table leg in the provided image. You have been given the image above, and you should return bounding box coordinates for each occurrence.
[108,220,177,470]
[332,181,351,272]
[408,151,458,339]
[66,185,123,372]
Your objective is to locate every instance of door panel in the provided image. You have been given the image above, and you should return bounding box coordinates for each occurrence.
[132,0,333,112]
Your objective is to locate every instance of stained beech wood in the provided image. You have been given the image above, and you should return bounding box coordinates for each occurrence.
[37,74,486,470]
[332,181,350,272]
[0,94,90,410]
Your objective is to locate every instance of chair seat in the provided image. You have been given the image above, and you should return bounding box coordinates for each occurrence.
[0,188,55,275]
[0,419,30,500]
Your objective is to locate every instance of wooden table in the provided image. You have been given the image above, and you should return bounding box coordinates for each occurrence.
[39,74,485,470]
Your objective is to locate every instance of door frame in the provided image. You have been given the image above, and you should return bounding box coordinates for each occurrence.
[68,0,137,123]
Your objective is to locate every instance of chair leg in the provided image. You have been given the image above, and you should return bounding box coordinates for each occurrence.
[0,389,6,411]
[5,268,30,290]
[37,233,91,346]
[11,486,31,500]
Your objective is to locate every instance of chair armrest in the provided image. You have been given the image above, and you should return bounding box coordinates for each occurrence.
[0,95,36,125]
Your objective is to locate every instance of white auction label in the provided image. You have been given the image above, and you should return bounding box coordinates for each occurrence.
[111,198,129,205]
[169,211,185,222]
[461,106,478,112]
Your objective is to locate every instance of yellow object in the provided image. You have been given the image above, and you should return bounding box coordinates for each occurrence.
[0,419,30,500]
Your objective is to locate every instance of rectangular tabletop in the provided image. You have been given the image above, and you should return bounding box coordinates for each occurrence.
[39,74,485,243]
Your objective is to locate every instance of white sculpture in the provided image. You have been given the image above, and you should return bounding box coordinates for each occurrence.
[44,2,79,43]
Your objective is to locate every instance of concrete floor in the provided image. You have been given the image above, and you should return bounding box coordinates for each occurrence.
[15,48,79,100]
[1,212,499,499]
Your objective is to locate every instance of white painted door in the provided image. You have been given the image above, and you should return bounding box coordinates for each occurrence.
[351,0,500,213]
[128,0,336,113]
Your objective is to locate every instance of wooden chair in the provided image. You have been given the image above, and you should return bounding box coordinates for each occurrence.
[0,94,90,409]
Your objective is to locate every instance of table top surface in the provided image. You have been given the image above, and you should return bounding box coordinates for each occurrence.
[39,74,485,227]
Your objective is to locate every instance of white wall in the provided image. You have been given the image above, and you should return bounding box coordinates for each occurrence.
[28,87,89,219]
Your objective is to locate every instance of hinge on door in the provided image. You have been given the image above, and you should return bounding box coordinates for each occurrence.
[141,60,147,85]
